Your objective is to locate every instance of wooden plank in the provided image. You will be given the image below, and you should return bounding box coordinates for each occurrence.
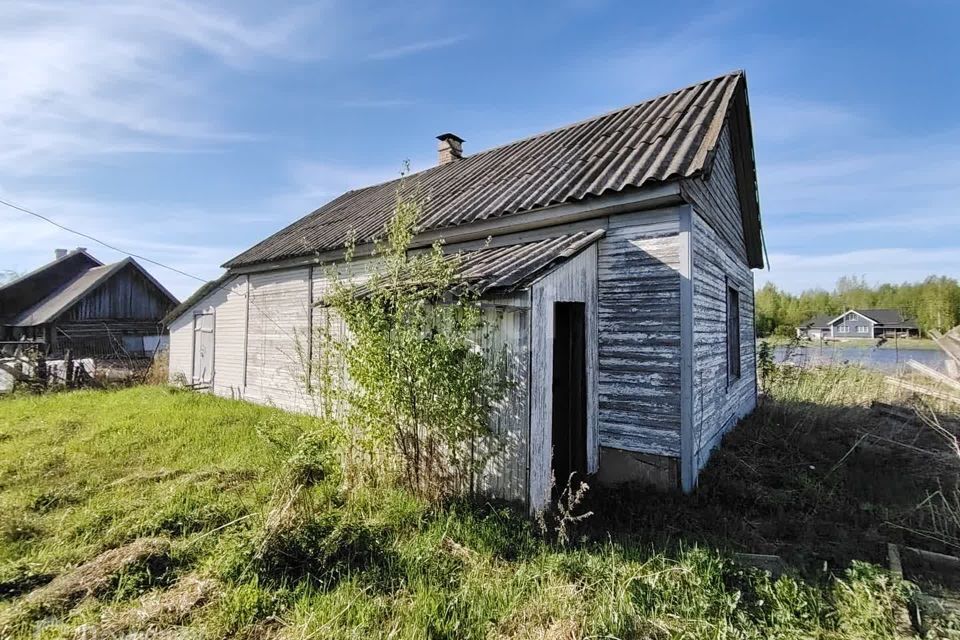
[906,360,960,393]
[931,330,960,366]
[679,205,695,493]
[946,359,959,380]
[597,208,682,455]
[689,207,757,475]
[885,377,960,404]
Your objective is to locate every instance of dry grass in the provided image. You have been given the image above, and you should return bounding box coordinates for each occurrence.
[1,537,172,633]
[143,350,170,385]
[75,574,218,638]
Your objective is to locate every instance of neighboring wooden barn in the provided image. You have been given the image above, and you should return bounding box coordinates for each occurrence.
[0,249,179,358]
[165,71,765,510]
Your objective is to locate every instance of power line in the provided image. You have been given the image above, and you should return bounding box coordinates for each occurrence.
[0,197,206,283]
[0,196,299,340]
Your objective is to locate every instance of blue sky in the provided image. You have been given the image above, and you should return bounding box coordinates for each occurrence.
[2,0,958,299]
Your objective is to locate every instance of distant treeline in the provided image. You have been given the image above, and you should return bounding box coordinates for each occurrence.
[755,275,960,337]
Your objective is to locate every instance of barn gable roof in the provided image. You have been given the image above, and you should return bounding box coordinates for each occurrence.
[0,249,102,323]
[225,71,762,269]
[6,257,179,327]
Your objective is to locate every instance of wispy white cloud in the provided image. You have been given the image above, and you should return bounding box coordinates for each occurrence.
[0,1,325,175]
[367,35,466,61]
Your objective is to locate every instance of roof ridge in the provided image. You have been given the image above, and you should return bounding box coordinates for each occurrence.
[0,248,101,292]
[319,71,745,200]
[224,70,754,269]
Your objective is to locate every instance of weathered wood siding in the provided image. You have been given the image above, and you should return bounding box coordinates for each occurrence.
[529,244,599,512]
[244,268,312,413]
[597,208,682,457]
[680,125,748,264]
[684,123,758,473]
[475,291,531,503]
[64,264,174,321]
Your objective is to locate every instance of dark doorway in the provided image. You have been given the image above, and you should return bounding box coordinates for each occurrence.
[551,302,587,496]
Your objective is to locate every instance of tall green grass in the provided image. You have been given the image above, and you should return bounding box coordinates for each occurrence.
[0,385,909,638]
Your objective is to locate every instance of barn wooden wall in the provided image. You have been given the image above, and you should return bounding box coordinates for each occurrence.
[64,264,174,321]
[596,208,682,457]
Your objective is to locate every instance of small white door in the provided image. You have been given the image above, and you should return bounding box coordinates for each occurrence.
[192,312,215,386]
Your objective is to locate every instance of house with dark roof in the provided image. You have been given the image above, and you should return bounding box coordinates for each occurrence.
[165,71,764,510]
[0,249,179,357]
[797,309,920,340]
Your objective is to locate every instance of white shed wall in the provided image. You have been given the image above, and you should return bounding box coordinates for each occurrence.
[167,276,240,388]
[244,268,312,413]
[212,277,248,399]
[529,244,599,512]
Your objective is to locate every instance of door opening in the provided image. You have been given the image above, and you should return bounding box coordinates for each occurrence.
[192,311,215,387]
[551,301,587,497]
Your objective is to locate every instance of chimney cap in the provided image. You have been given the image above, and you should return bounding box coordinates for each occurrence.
[436,132,464,144]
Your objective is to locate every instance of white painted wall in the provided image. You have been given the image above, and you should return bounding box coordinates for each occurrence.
[244,268,312,413]
[167,276,248,396]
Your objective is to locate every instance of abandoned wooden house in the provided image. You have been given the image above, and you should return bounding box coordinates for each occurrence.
[0,249,179,358]
[166,71,765,510]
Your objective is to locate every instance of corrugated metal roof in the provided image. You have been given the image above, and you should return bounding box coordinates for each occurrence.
[451,230,604,294]
[226,72,747,268]
[0,249,101,294]
[345,230,604,301]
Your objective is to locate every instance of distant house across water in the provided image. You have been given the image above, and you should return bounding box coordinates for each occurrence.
[797,309,920,340]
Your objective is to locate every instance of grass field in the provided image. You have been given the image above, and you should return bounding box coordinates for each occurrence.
[0,370,956,638]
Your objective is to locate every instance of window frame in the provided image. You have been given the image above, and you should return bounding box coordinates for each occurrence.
[726,278,741,386]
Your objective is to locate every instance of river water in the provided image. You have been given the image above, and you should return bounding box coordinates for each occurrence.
[771,344,949,374]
